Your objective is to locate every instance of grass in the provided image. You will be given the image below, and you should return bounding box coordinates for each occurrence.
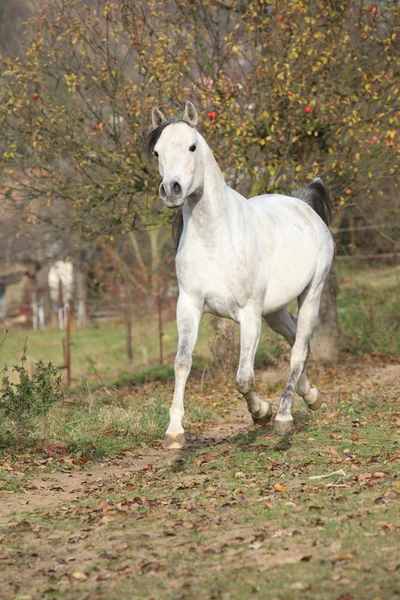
[0,262,399,598]
[0,372,235,459]
[0,386,398,599]
[337,262,400,356]
[0,470,24,492]
[1,260,398,461]
[0,262,397,390]
[0,318,183,385]
[0,312,282,388]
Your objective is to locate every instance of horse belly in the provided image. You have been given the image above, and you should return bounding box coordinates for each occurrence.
[262,246,318,314]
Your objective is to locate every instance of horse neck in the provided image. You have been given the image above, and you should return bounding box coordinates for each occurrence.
[182,135,230,240]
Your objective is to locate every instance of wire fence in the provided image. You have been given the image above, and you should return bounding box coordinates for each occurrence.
[336,252,400,261]
[332,223,400,233]
[333,222,400,260]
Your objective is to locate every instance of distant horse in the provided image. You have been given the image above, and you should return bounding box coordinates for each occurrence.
[147,101,334,449]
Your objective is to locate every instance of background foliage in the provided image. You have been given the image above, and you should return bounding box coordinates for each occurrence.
[0,0,398,242]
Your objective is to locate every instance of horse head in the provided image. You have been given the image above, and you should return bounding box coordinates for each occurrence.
[147,101,204,209]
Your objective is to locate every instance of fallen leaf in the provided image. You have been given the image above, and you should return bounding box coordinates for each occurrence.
[114,542,129,551]
[0,554,15,565]
[140,561,161,574]
[332,553,353,563]
[71,571,87,581]
[249,541,264,550]
[274,483,287,492]
[290,582,308,591]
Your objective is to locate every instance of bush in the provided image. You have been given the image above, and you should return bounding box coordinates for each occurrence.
[0,360,62,428]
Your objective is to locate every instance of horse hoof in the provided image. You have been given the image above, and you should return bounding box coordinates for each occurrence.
[274,418,293,436]
[163,433,185,450]
[304,388,322,411]
[252,403,273,427]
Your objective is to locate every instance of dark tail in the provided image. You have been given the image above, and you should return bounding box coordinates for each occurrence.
[294,178,333,227]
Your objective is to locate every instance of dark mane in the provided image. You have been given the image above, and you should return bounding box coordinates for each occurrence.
[172,207,184,249]
[145,118,188,158]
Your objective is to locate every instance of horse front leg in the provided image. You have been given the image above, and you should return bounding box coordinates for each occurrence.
[164,293,201,450]
[236,309,273,426]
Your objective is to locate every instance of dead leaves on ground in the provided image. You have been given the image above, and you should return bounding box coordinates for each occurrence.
[1,357,400,599]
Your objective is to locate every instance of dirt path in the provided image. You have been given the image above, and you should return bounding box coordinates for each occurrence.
[0,358,399,600]
[1,358,398,526]
[0,405,252,526]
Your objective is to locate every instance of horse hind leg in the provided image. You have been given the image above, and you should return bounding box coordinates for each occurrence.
[264,309,321,411]
[236,309,272,427]
[271,286,324,435]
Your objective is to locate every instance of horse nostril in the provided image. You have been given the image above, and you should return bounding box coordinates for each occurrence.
[159,183,166,198]
[173,182,182,197]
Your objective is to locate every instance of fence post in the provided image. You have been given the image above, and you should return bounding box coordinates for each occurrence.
[158,291,163,365]
[125,306,133,362]
[66,305,71,387]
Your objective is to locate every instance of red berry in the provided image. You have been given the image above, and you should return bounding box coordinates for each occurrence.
[304,105,312,114]
[278,15,284,22]
[93,123,101,131]
[32,93,39,101]
[207,111,217,120]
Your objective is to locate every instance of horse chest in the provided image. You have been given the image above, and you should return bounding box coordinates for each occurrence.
[176,249,257,319]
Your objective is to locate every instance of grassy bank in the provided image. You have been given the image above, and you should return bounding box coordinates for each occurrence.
[337,262,400,356]
[0,378,399,599]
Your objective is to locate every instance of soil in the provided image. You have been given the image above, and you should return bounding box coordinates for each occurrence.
[1,357,398,526]
[0,356,399,600]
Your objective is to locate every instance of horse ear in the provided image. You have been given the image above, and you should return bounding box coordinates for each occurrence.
[151,107,166,129]
[183,100,198,127]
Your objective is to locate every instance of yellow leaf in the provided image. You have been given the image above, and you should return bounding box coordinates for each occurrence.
[72,571,87,581]
[274,483,287,492]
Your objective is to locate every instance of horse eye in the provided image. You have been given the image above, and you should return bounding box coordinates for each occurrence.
[189,144,197,152]
[153,151,159,158]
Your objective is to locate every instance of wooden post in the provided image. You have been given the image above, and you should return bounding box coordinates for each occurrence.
[157,291,163,365]
[58,278,64,329]
[125,307,133,362]
[66,305,71,387]
[21,336,28,369]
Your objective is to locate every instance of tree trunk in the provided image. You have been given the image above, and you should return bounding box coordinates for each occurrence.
[209,317,239,382]
[311,263,340,363]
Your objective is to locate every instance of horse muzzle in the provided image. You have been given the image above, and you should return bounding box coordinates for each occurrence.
[159,180,185,208]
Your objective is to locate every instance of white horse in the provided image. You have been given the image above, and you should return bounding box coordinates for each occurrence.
[147,101,334,450]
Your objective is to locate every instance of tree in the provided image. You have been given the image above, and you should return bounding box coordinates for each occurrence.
[0,0,398,360]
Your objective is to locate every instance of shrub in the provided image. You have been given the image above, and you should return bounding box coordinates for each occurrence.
[0,360,62,427]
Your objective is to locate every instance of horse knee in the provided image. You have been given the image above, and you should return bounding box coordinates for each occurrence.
[236,372,254,395]
[175,355,192,374]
